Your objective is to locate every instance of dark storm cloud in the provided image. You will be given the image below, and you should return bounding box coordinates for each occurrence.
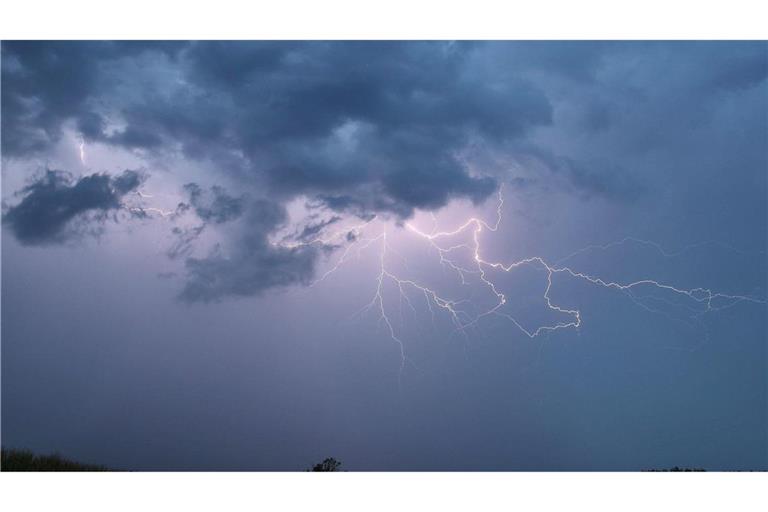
[280,214,343,245]
[2,41,555,217]
[181,183,245,224]
[5,42,766,210]
[165,183,246,261]
[180,199,318,302]
[2,169,144,245]
[0,41,185,156]
[180,41,547,214]
[3,41,766,299]
[1,41,554,300]
[446,41,768,224]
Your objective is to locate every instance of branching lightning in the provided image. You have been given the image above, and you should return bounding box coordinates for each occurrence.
[276,185,766,381]
[128,180,763,384]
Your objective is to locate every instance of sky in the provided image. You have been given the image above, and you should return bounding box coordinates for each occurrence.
[1,41,766,471]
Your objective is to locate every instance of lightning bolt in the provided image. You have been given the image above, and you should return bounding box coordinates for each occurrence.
[123,190,178,218]
[128,206,176,217]
[281,185,765,382]
[78,137,86,165]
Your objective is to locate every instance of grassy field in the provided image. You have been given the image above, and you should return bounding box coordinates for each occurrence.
[1,448,108,471]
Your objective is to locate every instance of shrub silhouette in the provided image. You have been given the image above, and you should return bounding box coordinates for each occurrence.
[309,457,342,472]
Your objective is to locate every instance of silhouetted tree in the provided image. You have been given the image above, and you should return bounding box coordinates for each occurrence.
[309,457,342,472]
[643,466,706,472]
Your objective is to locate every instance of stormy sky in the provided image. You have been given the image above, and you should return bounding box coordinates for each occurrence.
[2,41,766,470]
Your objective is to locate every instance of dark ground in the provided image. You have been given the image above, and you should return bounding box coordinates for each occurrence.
[1,448,108,471]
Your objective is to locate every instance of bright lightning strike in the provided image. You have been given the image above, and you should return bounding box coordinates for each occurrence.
[272,186,768,381]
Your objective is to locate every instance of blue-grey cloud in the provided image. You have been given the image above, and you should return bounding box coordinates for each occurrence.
[3,41,766,299]
[2,42,555,217]
[0,41,184,156]
[165,183,246,261]
[180,199,318,302]
[181,183,245,225]
[163,182,319,301]
[296,215,342,241]
[2,169,144,245]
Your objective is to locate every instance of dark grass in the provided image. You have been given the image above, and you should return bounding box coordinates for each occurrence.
[1,448,109,471]
[0,448,716,471]
[642,467,706,472]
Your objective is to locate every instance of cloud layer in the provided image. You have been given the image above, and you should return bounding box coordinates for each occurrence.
[2,41,766,300]
[3,170,143,245]
[2,42,549,216]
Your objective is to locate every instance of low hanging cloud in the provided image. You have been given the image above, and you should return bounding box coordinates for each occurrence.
[166,183,246,261]
[165,183,322,302]
[2,169,144,245]
[179,199,319,302]
[181,183,245,224]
